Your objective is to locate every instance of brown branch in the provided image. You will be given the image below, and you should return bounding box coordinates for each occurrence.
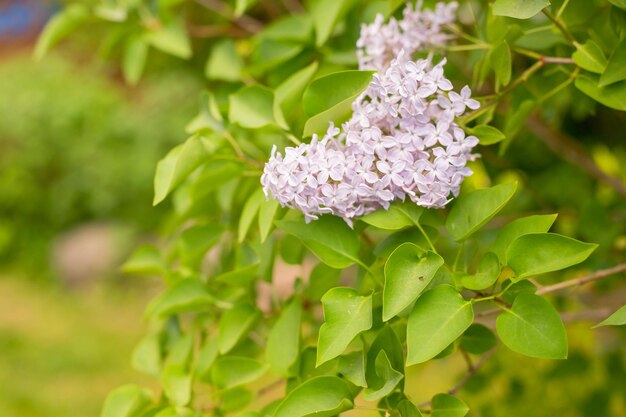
[526,115,626,202]
[537,263,626,295]
[561,307,614,324]
[417,349,496,409]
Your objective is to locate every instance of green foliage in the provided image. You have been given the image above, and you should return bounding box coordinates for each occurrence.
[317,288,373,365]
[594,305,626,327]
[492,0,550,19]
[383,244,443,320]
[446,183,517,241]
[36,0,626,416]
[496,294,568,359]
[276,216,361,268]
[506,233,597,280]
[407,285,474,365]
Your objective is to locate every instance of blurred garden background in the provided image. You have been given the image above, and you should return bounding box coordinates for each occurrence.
[1,1,200,414]
[1,1,625,416]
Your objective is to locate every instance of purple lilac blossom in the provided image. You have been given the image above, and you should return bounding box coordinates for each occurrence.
[261,2,480,226]
[357,0,458,72]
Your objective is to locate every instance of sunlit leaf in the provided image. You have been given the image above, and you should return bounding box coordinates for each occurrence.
[272,376,354,417]
[496,294,568,359]
[493,0,550,19]
[594,305,626,327]
[276,216,360,269]
[506,233,597,280]
[446,182,517,241]
[317,288,372,365]
[383,244,443,320]
[407,285,473,365]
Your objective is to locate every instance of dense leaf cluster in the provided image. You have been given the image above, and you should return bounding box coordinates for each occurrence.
[38,0,626,416]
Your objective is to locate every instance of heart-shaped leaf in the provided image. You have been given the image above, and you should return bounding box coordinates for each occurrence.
[496,294,567,359]
[383,244,443,320]
[317,287,373,365]
[407,285,473,365]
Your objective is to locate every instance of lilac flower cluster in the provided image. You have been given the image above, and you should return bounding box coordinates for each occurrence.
[357,0,458,71]
[261,49,480,226]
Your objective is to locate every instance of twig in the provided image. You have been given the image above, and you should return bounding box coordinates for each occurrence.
[542,9,576,44]
[537,263,626,295]
[257,378,284,397]
[526,115,626,202]
[417,349,496,409]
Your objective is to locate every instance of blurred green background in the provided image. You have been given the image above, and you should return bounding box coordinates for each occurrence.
[0,2,200,414]
[1,1,625,417]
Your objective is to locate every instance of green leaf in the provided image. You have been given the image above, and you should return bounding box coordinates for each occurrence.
[34,4,89,60]
[608,0,626,9]
[302,70,375,137]
[147,279,214,318]
[362,351,404,401]
[600,38,626,87]
[303,70,375,116]
[235,0,259,17]
[153,136,211,205]
[161,365,192,406]
[407,285,474,365]
[306,264,342,300]
[398,400,423,417]
[430,393,469,417]
[311,0,357,46]
[145,19,191,59]
[214,264,259,286]
[460,323,497,354]
[490,41,512,87]
[317,287,373,365]
[496,294,568,359]
[366,326,404,388]
[446,182,517,241]
[206,39,243,82]
[239,188,265,242]
[575,73,626,111]
[276,216,360,269]
[361,201,423,230]
[123,35,149,85]
[383,244,444,321]
[460,252,500,291]
[219,303,261,354]
[594,305,626,327]
[229,85,278,129]
[259,198,280,242]
[221,387,254,412]
[506,233,597,280]
[572,40,608,74]
[196,338,219,378]
[273,376,354,417]
[154,407,194,417]
[102,385,152,417]
[212,357,268,389]
[470,125,506,145]
[491,214,557,263]
[178,225,223,268]
[122,245,165,276]
[131,334,161,377]
[274,61,319,122]
[338,350,367,387]
[492,0,550,19]
[266,299,302,375]
[260,14,313,42]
